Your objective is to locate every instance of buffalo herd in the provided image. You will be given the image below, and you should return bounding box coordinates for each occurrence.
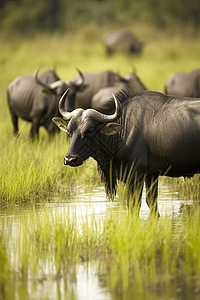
[7,67,147,138]
[6,48,200,215]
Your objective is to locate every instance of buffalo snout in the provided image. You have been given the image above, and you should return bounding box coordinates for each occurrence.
[64,154,83,167]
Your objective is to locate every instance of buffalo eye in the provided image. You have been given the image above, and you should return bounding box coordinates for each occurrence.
[84,127,94,136]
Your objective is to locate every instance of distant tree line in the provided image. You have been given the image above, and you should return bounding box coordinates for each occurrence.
[0,0,200,34]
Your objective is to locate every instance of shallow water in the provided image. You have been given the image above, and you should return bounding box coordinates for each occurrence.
[0,179,193,300]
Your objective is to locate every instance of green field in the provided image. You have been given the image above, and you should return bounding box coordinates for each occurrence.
[1,23,200,299]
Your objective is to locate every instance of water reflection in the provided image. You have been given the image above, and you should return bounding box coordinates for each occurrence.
[76,265,110,300]
[48,179,188,220]
[0,179,192,300]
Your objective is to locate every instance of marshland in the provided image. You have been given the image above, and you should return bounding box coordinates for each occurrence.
[1,19,200,300]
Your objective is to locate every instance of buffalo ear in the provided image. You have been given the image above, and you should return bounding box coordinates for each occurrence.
[100,123,123,135]
[77,84,89,93]
[41,87,55,96]
[52,117,69,132]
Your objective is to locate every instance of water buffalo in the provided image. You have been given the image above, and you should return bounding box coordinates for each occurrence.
[7,68,87,139]
[165,68,200,97]
[7,70,63,139]
[91,72,147,113]
[103,30,142,56]
[53,89,200,217]
[35,68,89,112]
[35,68,123,114]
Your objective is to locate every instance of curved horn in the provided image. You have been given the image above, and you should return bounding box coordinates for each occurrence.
[59,89,84,120]
[49,80,63,89]
[83,93,122,123]
[75,67,84,86]
[34,67,52,90]
[59,90,122,123]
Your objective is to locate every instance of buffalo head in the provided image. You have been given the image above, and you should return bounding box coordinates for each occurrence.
[34,68,89,111]
[52,90,123,167]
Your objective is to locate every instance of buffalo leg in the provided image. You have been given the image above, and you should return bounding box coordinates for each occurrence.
[11,112,19,136]
[8,94,19,136]
[30,117,40,139]
[145,175,160,217]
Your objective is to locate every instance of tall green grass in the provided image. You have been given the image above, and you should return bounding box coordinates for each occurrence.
[1,201,200,299]
[0,131,100,206]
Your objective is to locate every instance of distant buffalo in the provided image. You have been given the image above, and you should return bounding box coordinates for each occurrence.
[35,68,88,113]
[103,30,143,56]
[35,68,122,122]
[7,69,86,139]
[165,68,200,97]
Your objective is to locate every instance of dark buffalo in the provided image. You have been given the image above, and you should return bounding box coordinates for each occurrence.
[103,30,142,56]
[36,68,123,114]
[53,89,200,217]
[7,70,63,139]
[91,72,147,113]
[35,68,88,113]
[165,68,200,97]
[7,68,87,139]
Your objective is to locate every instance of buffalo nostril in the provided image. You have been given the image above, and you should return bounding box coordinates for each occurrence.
[64,157,68,165]
[64,155,77,166]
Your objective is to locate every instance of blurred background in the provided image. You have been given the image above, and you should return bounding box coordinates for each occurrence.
[1,0,200,124]
[0,0,200,35]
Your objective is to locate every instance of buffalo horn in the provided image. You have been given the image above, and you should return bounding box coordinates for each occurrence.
[34,67,52,90]
[59,90,122,123]
[75,68,84,86]
[49,80,63,89]
[59,89,84,120]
